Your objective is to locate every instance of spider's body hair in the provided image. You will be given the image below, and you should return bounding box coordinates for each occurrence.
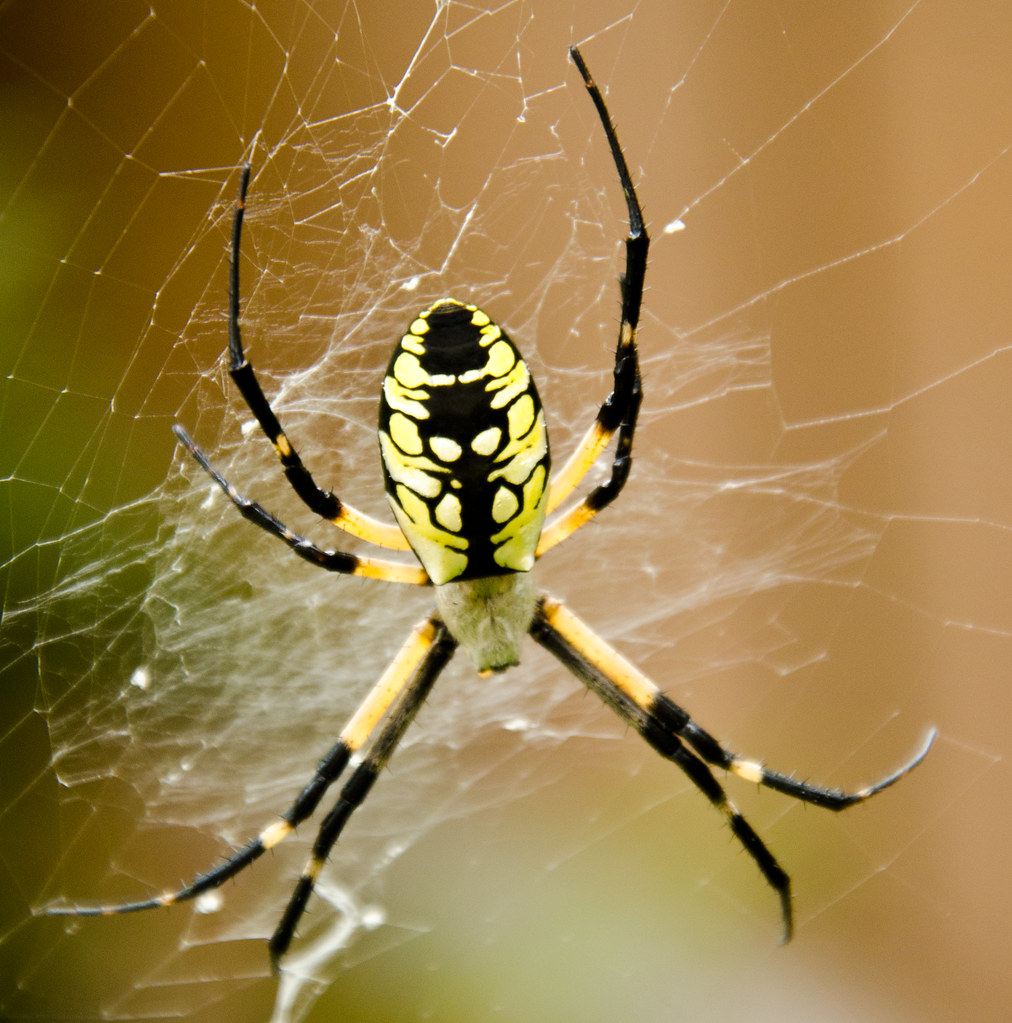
[434,571,538,673]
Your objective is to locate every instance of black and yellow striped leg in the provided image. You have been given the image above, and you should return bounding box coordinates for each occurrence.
[530,595,934,940]
[45,736,355,920]
[173,425,428,585]
[670,709,936,811]
[222,164,409,551]
[269,618,457,967]
[44,617,450,923]
[540,47,648,553]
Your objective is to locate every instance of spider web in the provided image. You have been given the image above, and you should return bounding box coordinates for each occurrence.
[2,2,1009,1021]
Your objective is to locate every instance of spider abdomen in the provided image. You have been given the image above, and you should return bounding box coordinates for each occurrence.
[378,299,550,586]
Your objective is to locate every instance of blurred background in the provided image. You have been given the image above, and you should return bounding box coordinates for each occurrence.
[2,2,1010,1021]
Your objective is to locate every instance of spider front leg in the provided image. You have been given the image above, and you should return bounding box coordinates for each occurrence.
[530,595,935,940]
[172,425,428,584]
[218,164,409,551]
[540,47,648,555]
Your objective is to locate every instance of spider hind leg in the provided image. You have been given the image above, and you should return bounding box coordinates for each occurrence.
[530,594,933,940]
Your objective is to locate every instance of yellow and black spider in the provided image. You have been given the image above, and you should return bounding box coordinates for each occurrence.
[49,47,934,968]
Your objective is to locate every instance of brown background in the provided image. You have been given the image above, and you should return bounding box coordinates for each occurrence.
[2,2,1009,1021]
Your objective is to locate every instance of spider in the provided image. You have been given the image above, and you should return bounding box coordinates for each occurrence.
[48,47,935,968]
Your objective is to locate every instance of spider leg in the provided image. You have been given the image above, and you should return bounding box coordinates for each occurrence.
[222,164,409,551]
[44,617,449,921]
[540,47,648,552]
[530,594,934,941]
[173,425,429,585]
[269,617,457,967]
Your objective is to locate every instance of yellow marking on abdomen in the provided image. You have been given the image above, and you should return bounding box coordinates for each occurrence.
[471,427,501,456]
[389,412,423,455]
[492,486,519,523]
[379,432,444,498]
[383,376,429,420]
[429,436,462,462]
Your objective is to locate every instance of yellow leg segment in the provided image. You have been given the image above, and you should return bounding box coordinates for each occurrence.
[340,617,440,750]
[545,420,611,514]
[332,501,412,550]
[536,594,659,711]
